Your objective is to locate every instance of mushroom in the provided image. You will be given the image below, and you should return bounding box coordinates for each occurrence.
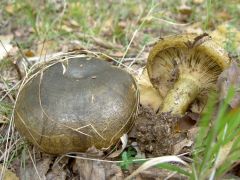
[14,56,139,154]
[147,34,231,115]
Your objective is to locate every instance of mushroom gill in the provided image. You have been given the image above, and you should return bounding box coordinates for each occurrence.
[147,34,231,115]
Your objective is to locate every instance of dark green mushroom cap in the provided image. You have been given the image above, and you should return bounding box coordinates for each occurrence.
[14,57,139,154]
[147,34,231,115]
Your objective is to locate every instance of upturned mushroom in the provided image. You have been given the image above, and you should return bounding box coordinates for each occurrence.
[14,56,139,154]
[147,34,231,115]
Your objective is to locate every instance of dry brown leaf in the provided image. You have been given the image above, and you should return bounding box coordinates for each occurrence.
[61,24,74,32]
[101,17,114,36]
[126,156,187,180]
[24,50,35,57]
[187,127,199,141]
[173,138,193,155]
[69,19,80,27]
[137,69,162,112]
[91,37,122,50]
[46,157,68,180]
[36,40,56,59]
[178,5,192,15]
[5,4,14,14]
[108,134,128,158]
[46,168,67,180]
[118,21,127,28]
[19,157,52,180]
[86,146,104,157]
[208,137,237,176]
[215,139,234,168]
[0,164,19,180]
[175,112,199,133]
[73,159,123,180]
[216,11,232,21]
[185,23,203,35]
[134,166,186,179]
[177,113,198,131]
[217,61,240,108]
[110,51,125,57]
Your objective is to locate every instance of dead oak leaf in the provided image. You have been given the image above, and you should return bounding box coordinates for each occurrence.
[19,157,52,180]
[73,159,123,180]
[217,60,240,108]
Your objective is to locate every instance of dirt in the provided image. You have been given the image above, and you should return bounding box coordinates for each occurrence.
[135,106,189,156]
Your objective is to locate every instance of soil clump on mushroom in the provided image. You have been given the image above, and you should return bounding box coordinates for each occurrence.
[135,106,188,156]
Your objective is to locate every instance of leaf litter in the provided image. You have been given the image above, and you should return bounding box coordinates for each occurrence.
[2,1,240,179]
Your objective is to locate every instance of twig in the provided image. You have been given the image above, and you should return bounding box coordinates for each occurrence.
[15,42,31,67]
[152,17,191,26]
[77,32,122,50]
[28,149,42,180]
[127,45,146,68]
[0,39,9,54]
[0,77,21,102]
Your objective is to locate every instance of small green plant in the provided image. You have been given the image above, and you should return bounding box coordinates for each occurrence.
[190,88,240,179]
[119,147,137,170]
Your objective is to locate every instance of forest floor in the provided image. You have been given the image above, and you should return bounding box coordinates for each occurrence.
[1,0,240,179]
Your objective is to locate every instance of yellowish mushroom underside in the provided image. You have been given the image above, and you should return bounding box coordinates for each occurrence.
[147,34,231,115]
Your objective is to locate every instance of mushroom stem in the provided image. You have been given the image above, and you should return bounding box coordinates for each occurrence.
[161,77,200,115]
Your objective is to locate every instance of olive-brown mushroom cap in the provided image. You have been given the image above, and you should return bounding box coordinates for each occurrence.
[147,34,231,115]
[14,57,139,154]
